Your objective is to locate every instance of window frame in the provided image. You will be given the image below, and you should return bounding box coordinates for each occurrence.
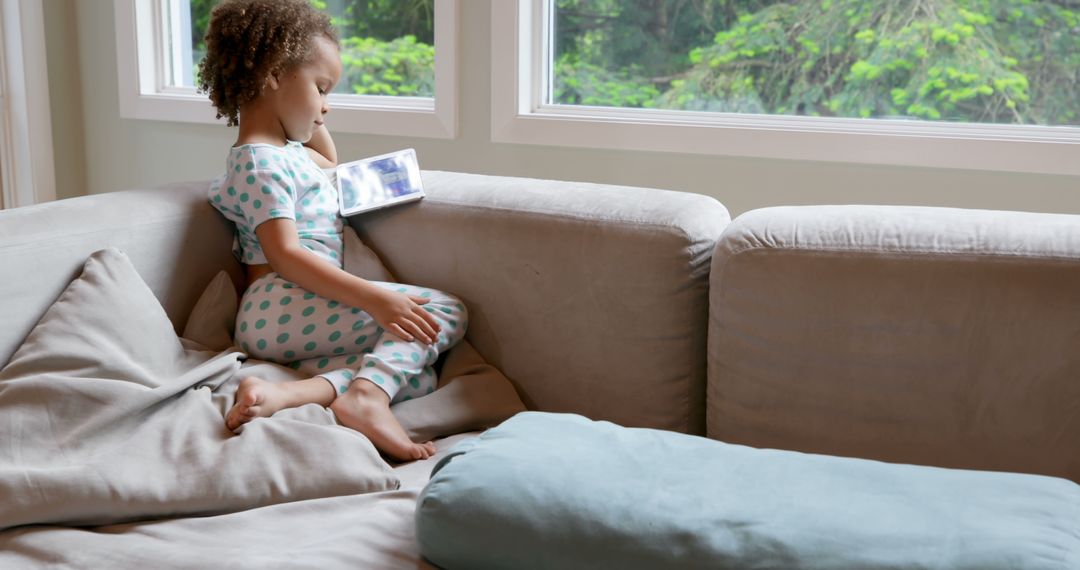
[114,0,458,139]
[491,0,1080,176]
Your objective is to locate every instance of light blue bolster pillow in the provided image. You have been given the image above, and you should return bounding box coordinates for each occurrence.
[416,412,1080,570]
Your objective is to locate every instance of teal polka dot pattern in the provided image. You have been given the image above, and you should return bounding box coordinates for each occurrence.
[207,141,344,267]
[234,276,468,404]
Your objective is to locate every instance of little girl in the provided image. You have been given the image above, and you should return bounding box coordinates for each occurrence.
[198,0,466,461]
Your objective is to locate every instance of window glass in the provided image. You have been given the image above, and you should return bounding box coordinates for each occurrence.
[552,0,1080,127]
[185,0,435,97]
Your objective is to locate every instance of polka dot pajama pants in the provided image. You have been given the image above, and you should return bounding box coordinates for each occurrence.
[235,273,468,403]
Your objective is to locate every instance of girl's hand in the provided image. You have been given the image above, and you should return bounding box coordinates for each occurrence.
[367,288,442,344]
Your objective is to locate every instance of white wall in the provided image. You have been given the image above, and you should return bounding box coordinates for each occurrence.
[44,0,85,201]
[47,0,1080,216]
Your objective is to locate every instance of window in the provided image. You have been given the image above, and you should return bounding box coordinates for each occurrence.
[491,0,1080,175]
[115,0,458,138]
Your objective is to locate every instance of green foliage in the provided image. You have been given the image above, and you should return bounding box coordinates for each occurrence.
[189,0,434,96]
[188,0,1080,125]
[654,0,1080,125]
[554,54,660,108]
[551,0,1080,126]
[337,0,433,45]
[339,35,433,97]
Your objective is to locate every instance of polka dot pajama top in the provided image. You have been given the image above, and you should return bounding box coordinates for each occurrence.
[208,142,467,402]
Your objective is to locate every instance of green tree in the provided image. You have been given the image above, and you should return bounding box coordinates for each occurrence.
[336,0,433,45]
[657,0,1080,125]
[339,35,434,96]
[189,0,435,97]
[553,0,772,106]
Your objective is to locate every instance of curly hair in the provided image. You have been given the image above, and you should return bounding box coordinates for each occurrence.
[198,0,338,127]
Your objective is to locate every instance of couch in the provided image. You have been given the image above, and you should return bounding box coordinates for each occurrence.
[1,169,1077,568]
[0,170,727,568]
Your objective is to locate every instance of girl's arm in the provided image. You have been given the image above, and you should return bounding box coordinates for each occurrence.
[305,124,337,168]
[255,218,442,344]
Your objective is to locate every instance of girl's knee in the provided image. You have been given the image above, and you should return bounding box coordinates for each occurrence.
[431,292,467,320]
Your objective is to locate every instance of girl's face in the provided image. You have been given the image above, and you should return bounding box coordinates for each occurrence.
[267,35,342,143]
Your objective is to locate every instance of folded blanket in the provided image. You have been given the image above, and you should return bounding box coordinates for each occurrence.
[0,249,398,530]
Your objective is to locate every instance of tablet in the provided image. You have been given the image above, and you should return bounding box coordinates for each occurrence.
[337,148,424,216]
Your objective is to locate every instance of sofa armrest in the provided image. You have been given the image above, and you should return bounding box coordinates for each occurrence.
[708,205,1080,480]
[353,171,730,434]
[0,182,240,366]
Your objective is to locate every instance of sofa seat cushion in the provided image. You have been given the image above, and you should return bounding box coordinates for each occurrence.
[416,412,1080,570]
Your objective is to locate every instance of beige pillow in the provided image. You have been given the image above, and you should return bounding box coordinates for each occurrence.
[0,248,398,529]
[342,224,395,281]
[183,225,526,441]
[182,269,238,351]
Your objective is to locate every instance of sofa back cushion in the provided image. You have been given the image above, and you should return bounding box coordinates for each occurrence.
[708,205,1080,481]
[0,182,241,367]
[356,171,730,434]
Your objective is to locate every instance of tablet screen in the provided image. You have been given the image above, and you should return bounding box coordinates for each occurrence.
[338,148,424,216]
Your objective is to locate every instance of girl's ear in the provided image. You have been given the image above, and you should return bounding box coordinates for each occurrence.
[267,72,280,90]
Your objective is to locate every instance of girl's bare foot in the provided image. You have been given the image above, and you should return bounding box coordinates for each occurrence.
[330,380,436,462]
[226,376,284,431]
[226,376,336,432]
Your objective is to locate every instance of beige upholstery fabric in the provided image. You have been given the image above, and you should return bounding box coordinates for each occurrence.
[708,205,1080,481]
[0,171,729,567]
[0,181,241,366]
[182,270,239,351]
[0,249,398,529]
[2,173,727,433]
[354,171,730,434]
[180,225,526,442]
